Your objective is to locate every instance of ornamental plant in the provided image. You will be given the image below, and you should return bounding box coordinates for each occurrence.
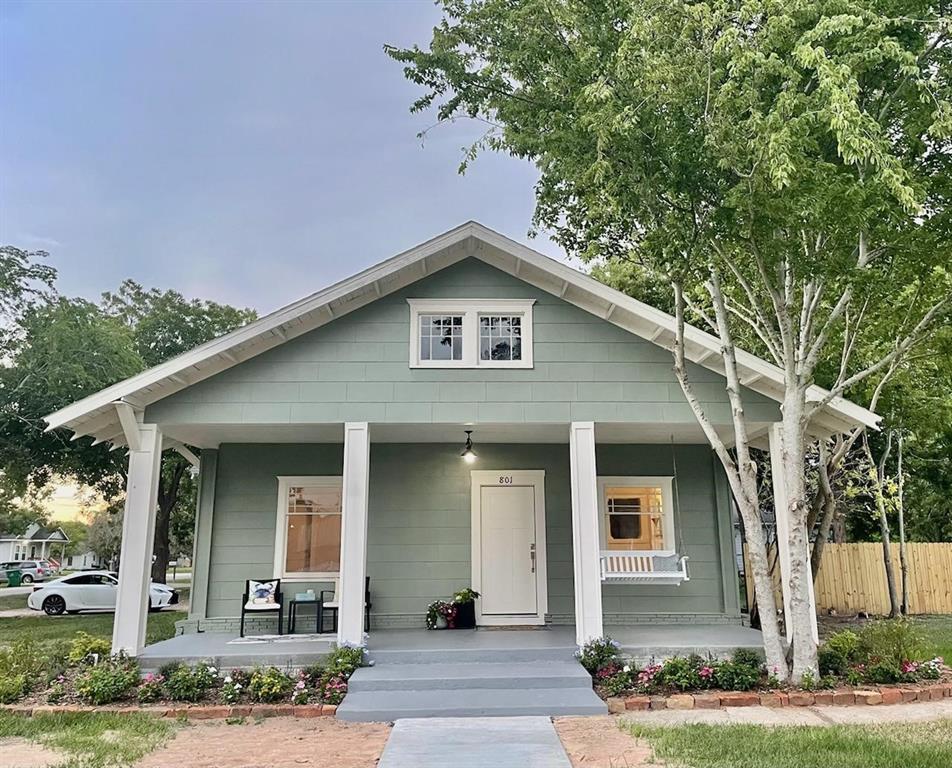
[425,600,457,629]
[67,632,112,665]
[220,669,248,704]
[249,667,294,703]
[452,588,480,604]
[322,675,347,705]
[137,673,165,703]
[575,637,621,675]
[164,662,218,702]
[74,656,140,705]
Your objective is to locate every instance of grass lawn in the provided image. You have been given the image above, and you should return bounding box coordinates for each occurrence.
[0,592,28,611]
[0,610,179,647]
[917,615,952,662]
[628,720,952,768]
[0,712,173,768]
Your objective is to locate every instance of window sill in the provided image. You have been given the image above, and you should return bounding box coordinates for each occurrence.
[408,361,534,370]
[278,573,340,582]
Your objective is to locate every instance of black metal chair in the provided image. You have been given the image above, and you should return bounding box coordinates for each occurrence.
[239,578,283,637]
[320,576,371,633]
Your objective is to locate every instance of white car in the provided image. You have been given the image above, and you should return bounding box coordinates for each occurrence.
[27,570,178,616]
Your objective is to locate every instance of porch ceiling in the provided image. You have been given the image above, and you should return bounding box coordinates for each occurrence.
[158,420,765,448]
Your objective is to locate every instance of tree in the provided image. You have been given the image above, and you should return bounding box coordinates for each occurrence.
[0,246,57,358]
[101,281,256,582]
[1,268,255,584]
[388,0,951,682]
[86,506,124,569]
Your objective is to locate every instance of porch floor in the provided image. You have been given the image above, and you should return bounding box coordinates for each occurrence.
[140,623,763,671]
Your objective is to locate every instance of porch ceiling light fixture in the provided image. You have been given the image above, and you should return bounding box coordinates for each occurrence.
[461,430,477,463]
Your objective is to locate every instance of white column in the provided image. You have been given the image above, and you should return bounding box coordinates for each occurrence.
[768,423,818,644]
[112,424,163,656]
[338,422,370,646]
[569,421,603,646]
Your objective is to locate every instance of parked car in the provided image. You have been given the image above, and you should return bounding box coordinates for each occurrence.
[0,560,52,584]
[27,570,178,615]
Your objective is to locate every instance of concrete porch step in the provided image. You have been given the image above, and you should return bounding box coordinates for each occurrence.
[366,645,576,665]
[348,661,592,692]
[336,686,607,721]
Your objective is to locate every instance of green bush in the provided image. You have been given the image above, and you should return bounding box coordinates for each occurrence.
[575,637,621,674]
[249,667,294,703]
[68,632,112,665]
[164,663,217,702]
[0,674,28,704]
[325,644,365,679]
[655,657,703,692]
[75,658,140,705]
[858,619,924,667]
[0,638,47,679]
[731,648,763,670]
[713,660,761,691]
[865,660,904,684]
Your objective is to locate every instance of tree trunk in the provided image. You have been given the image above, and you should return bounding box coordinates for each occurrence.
[151,457,187,585]
[778,402,819,683]
[810,449,836,580]
[864,433,900,617]
[897,432,909,615]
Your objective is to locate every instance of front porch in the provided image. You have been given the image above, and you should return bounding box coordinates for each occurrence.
[138,623,766,673]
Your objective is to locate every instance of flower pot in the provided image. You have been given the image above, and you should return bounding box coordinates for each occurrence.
[435,615,448,630]
[453,600,476,629]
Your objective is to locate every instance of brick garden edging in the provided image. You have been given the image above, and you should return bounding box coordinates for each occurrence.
[607,682,952,713]
[0,703,338,719]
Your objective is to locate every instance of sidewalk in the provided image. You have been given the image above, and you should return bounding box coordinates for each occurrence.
[614,698,952,726]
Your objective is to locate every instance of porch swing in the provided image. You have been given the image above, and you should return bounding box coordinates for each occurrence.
[599,439,690,585]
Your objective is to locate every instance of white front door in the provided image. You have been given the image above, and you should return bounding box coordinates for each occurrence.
[471,471,547,625]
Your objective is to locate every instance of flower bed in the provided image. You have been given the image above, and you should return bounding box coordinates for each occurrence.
[0,633,365,712]
[577,618,950,709]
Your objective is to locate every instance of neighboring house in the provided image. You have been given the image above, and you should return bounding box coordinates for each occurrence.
[0,522,69,564]
[63,549,101,570]
[43,222,878,656]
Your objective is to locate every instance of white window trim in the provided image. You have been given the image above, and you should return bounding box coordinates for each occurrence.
[597,476,675,557]
[407,298,535,368]
[273,475,343,582]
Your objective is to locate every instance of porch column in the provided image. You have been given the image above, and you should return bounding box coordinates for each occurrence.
[188,449,218,621]
[112,424,163,656]
[569,421,603,646]
[767,423,819,644]
[338,422,370,645]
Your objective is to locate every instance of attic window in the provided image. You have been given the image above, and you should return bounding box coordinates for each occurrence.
[408,299,534,368]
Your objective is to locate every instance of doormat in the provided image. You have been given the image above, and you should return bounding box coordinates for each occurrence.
[227,634,330,645]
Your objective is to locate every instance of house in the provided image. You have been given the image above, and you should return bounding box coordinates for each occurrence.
[44,222,877,665]
[0,522,69,564]
[63,549,102,571]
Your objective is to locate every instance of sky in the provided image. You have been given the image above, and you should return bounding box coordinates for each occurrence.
[0,0,563,314]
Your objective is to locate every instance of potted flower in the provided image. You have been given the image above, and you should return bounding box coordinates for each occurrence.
[425,600,457,630]
[451,588,480,630]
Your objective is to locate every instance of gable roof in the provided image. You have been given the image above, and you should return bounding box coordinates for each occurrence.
[44,221,879,445]
[0,523,69,542]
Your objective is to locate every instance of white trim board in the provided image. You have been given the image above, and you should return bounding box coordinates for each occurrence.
[470,469,548,627]
[44,221,879,445]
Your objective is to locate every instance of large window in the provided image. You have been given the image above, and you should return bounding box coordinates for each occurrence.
[408,299,534,368]
[597,477,674,554]
[273,477,342,579]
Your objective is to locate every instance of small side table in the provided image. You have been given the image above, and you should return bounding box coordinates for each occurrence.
[288,598,322,634]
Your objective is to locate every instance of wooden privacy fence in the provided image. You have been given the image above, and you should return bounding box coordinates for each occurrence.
[743,542,952,616]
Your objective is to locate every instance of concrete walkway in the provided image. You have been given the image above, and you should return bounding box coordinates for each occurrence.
[619,699,952,726]
[377,717,572,768]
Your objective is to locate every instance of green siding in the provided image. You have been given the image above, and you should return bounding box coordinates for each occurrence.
[201,442,740,626]
[146,259,779,426]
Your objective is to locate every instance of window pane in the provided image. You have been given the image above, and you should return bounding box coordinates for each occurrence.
[479,314,522,362]
[604,486,665,550]
[285,485,342,573]
[420,314,463,362]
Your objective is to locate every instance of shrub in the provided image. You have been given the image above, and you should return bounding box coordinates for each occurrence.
[713,660,761,691]
[452,588,480,604]
[164,663,218,702]
[655,657,702,692]
[158,661,184,678]
[291,673,310,705]
[731,648,763,670]
[68,632,112,665]
[46,679,66,704]
[575,637,621,675]
[137,673,165,703]
[858,618,924,668]
[325,644,364,679]
[249,667,293,703]
[220,669,249,704]
[75,657,140,704]
[0,674,28,704]
[865,660,903,684]
[600,668,633,696]
[321,675,347,705]
[0,638,47,679]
